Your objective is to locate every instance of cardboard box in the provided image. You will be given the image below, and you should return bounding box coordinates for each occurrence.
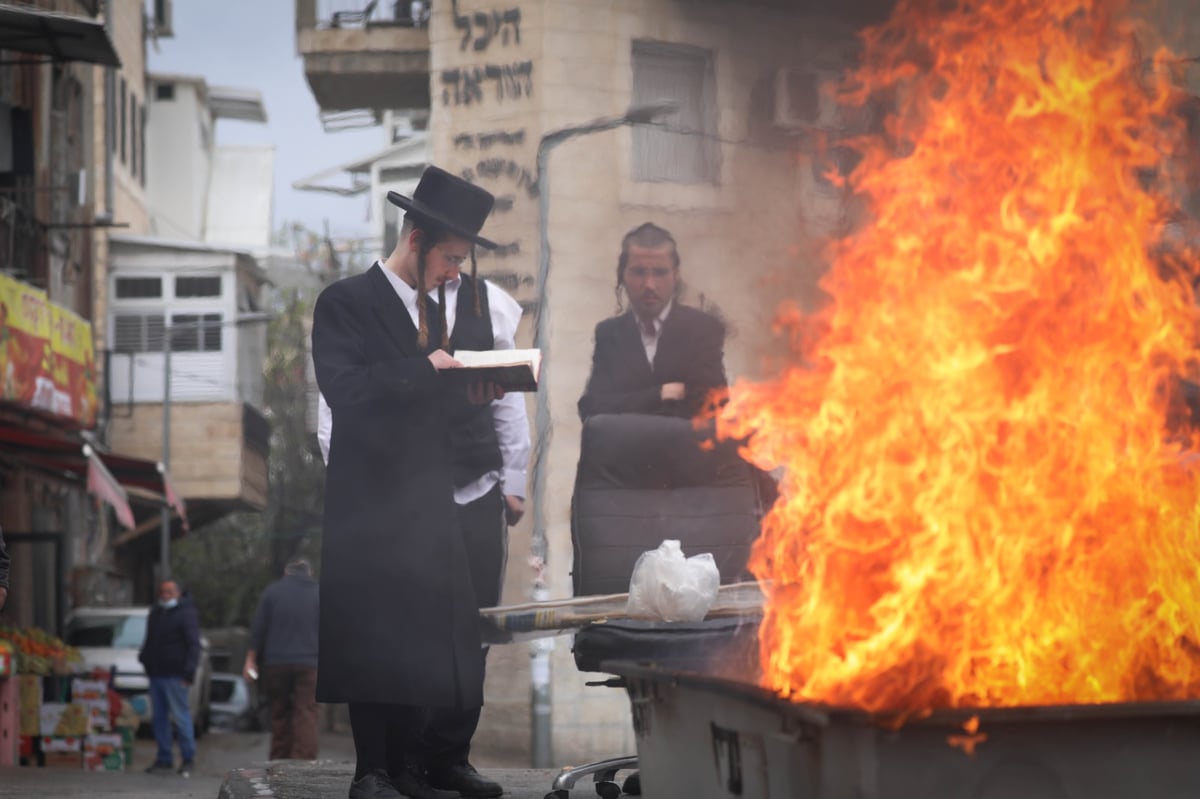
[84,733,125,772]
[70,680,106,702]
[39,703,91,737]
[42,750,82,769]
[39,735,83,752]
[70,679,111,732]
[17,675,42,737]
[84,749,124,772]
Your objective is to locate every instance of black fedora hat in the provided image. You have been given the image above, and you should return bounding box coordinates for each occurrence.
[386,166,498,250]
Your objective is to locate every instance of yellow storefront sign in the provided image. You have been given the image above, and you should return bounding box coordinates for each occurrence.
[0,273,97,427]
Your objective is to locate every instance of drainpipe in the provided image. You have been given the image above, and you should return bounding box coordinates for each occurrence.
[100,0,115,223]
[95,0,115,443]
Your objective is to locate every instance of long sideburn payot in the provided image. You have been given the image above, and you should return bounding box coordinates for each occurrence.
[437,283,449,351]
[416,246,428,349]
[416,235,435,350]
[471,247,482,317]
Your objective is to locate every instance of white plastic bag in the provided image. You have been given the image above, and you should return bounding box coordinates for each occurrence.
[625,540,720,622]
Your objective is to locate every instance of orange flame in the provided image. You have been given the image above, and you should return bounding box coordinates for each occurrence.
[718,0,1200,714]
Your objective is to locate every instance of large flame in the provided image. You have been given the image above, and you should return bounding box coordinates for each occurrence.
[717,0,1200,714]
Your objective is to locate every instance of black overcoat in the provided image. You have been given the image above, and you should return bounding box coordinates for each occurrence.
[311,263,484,708]
[578,304,727,420]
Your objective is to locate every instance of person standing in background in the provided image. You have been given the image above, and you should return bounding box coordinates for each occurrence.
[578,222,727,421]
[139,579,201,778]
[244,558,321,760]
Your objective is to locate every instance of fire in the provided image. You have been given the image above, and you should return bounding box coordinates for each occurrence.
[717,0,1200,714]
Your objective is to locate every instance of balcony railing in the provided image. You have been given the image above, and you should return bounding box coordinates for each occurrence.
[315,0,428,29]
[0,193,49,287]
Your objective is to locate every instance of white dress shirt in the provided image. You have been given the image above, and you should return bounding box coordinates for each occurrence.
[638,300,674,367]
[317,263,530,505]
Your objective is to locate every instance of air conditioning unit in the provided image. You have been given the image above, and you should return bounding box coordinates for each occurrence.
[149,0,174,39]
[773,67,841,131]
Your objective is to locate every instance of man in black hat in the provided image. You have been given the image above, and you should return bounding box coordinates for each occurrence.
[315,176,530,796]
[312,166,507,799]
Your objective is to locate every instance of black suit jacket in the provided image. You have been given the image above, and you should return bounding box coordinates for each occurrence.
[311,263,483,707]
[578,304,726,420]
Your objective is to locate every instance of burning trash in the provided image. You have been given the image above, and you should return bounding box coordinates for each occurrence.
[717,0,1200,715]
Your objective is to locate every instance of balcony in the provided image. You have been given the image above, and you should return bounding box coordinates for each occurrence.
[105,234,271,531]
[296,0,431,122]
[0,193,50,288]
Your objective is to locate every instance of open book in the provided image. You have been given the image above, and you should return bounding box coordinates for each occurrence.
[444,349,542,392]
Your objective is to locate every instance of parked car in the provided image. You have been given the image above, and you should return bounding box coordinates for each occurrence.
[208,672,266,732]
[64,607,212,736]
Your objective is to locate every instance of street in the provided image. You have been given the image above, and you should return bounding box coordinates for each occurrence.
[0,729,567,798]
[0,728,351,798]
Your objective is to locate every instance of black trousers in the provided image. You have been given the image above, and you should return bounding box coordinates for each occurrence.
[348,702,430,779]
[424,484,506,768]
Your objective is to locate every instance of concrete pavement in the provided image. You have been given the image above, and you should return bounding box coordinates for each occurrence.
[0,730,586,798]
[218,761,568,799]
[0,762,570,799]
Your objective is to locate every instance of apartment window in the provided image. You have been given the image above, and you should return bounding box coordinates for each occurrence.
[139,101,147,186]
[130,96,139,182]
[631,41,718,184]
[119,77,127,165]
[175,276,221,298]
[155,82,175,101]
[171,313,222,352]
[115,277,163,299]
[108,77,117,156]
[113,314,165,353]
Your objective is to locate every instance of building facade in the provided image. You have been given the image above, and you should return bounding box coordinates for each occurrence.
[2,0,275,634]
[2,0,135,632]
[99,77,272,580]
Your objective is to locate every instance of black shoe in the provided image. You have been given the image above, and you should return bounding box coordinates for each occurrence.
[144,761,174,775]
[349,770,405,799]
[389,764,461,799]
[426,762,501,798]
[178,760,194,779]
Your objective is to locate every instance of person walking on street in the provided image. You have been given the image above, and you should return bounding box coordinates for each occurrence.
[312,165,504,799]
[244,557,321,760]
[139,578,201,778]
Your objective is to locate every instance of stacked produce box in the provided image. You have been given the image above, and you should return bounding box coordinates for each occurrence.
[0,626,133,770]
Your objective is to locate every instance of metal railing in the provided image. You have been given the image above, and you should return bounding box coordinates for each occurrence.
[0,193,49,286]
[315,0,428,29]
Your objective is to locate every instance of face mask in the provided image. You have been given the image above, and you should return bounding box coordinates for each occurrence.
[159,598,178,609]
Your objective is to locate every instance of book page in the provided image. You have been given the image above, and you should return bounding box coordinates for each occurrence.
[455,349,541,377]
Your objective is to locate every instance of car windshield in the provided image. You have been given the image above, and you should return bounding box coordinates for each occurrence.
[66,615,147,648]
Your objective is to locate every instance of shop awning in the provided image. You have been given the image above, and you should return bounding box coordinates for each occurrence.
[0,422,187,530]
[83,445,135,530]
[0,5,121,67]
